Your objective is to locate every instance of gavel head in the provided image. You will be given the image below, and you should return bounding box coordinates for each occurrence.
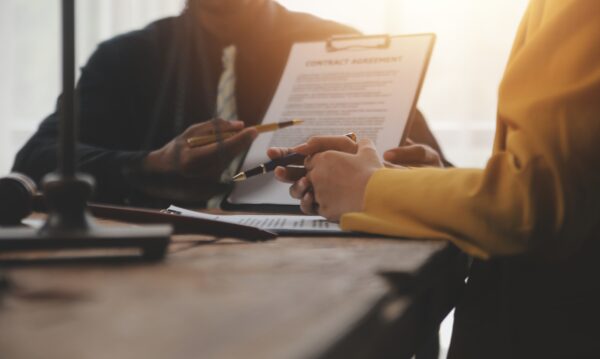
[0,173,37,226]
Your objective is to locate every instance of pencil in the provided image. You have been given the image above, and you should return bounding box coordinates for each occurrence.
[186,119,304,148]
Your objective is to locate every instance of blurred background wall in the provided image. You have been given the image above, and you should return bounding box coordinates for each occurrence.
[0,0,528,171]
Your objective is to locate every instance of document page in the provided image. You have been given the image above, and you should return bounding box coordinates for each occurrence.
[168,206,344,234]
[228,34,434,206]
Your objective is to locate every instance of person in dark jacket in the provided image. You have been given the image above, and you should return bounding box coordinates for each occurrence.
[13,0,444,207]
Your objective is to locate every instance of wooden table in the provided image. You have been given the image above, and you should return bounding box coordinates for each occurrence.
[0,219,466,359]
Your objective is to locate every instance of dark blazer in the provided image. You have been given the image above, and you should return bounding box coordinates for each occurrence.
[13,3,356,205]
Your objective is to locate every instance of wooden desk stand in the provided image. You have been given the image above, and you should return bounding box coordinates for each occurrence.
[0,0,172,263]
[0,225,172,262]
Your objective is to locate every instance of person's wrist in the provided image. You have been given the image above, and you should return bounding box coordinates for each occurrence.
[361,167,378,209]
[142,150,171,174]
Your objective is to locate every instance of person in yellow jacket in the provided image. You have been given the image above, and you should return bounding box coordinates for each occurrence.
[270,0,600,357]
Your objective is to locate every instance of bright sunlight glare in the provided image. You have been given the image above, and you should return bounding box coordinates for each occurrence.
[278,0,529,167]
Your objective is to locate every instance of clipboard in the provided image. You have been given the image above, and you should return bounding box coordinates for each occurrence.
[27,196,278,242]
[87,203,277,242]
[223,33,436,213]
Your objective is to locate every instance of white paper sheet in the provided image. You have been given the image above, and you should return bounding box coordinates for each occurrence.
[168,206,344,234]
[229,34,435,206]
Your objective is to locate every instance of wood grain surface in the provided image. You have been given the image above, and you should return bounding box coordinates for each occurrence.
[0,223,454,359]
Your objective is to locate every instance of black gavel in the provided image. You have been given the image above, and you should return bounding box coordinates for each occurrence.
[0,173,39,226]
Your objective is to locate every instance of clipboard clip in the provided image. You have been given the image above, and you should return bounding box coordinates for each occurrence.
[326,34,391,52]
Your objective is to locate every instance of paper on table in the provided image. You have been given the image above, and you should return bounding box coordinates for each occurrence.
[228,34,434,206]
[168,206,345,234]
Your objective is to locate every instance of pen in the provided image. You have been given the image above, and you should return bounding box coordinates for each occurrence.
[232,132,357,182]
[186,119,304,148]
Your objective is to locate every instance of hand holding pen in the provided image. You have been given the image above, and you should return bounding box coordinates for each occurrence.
[143,118,303,181]
[233,133,358,182]
[187,119,303,148]
[268,133,377,217]
[143,119,257,179]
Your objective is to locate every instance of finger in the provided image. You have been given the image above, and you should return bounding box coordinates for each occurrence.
[384,146,423,163]
[384,145,435,165]
[289,177,311,199]
[304,152,320,172]
[208,127,258,162]
[223,126,258,150]
[383,162,408,170]
[292,136,357,156]
[209,118,245,134]
[274,166,295,183]
[300,191,318,215]
[185,119,245,137]
[267,147,295,160]
[304,150,342,171]
[311,185,328,219]
[274,166,306,183]
[357,138,377,154]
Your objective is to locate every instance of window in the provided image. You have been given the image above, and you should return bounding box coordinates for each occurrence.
[0,0,528,174]
[0,0,185,174]
[279,0,529,167]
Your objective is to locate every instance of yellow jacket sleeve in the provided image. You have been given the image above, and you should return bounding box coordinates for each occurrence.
[340,0,600,259]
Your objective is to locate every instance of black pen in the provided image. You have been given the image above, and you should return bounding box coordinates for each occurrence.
[232,132,357,182]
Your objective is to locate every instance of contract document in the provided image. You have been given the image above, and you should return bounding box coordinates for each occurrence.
[226,34,435,209]
[168,206,345,235]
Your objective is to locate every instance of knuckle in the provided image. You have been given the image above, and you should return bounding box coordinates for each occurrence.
[365,147,378,157]
[313,151,329,163]
[415,145,427,158]
[306,137,318,148]
[320,151,333,161]
[304,155,313,168]
[343,137,356,151]
[300,201,313,215]
[290,181,306,199]
[289,184,299,198]
[212,118,228,131]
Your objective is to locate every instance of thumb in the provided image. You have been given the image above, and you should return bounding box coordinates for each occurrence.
[218,128,258,160]
[267,147,294,160]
